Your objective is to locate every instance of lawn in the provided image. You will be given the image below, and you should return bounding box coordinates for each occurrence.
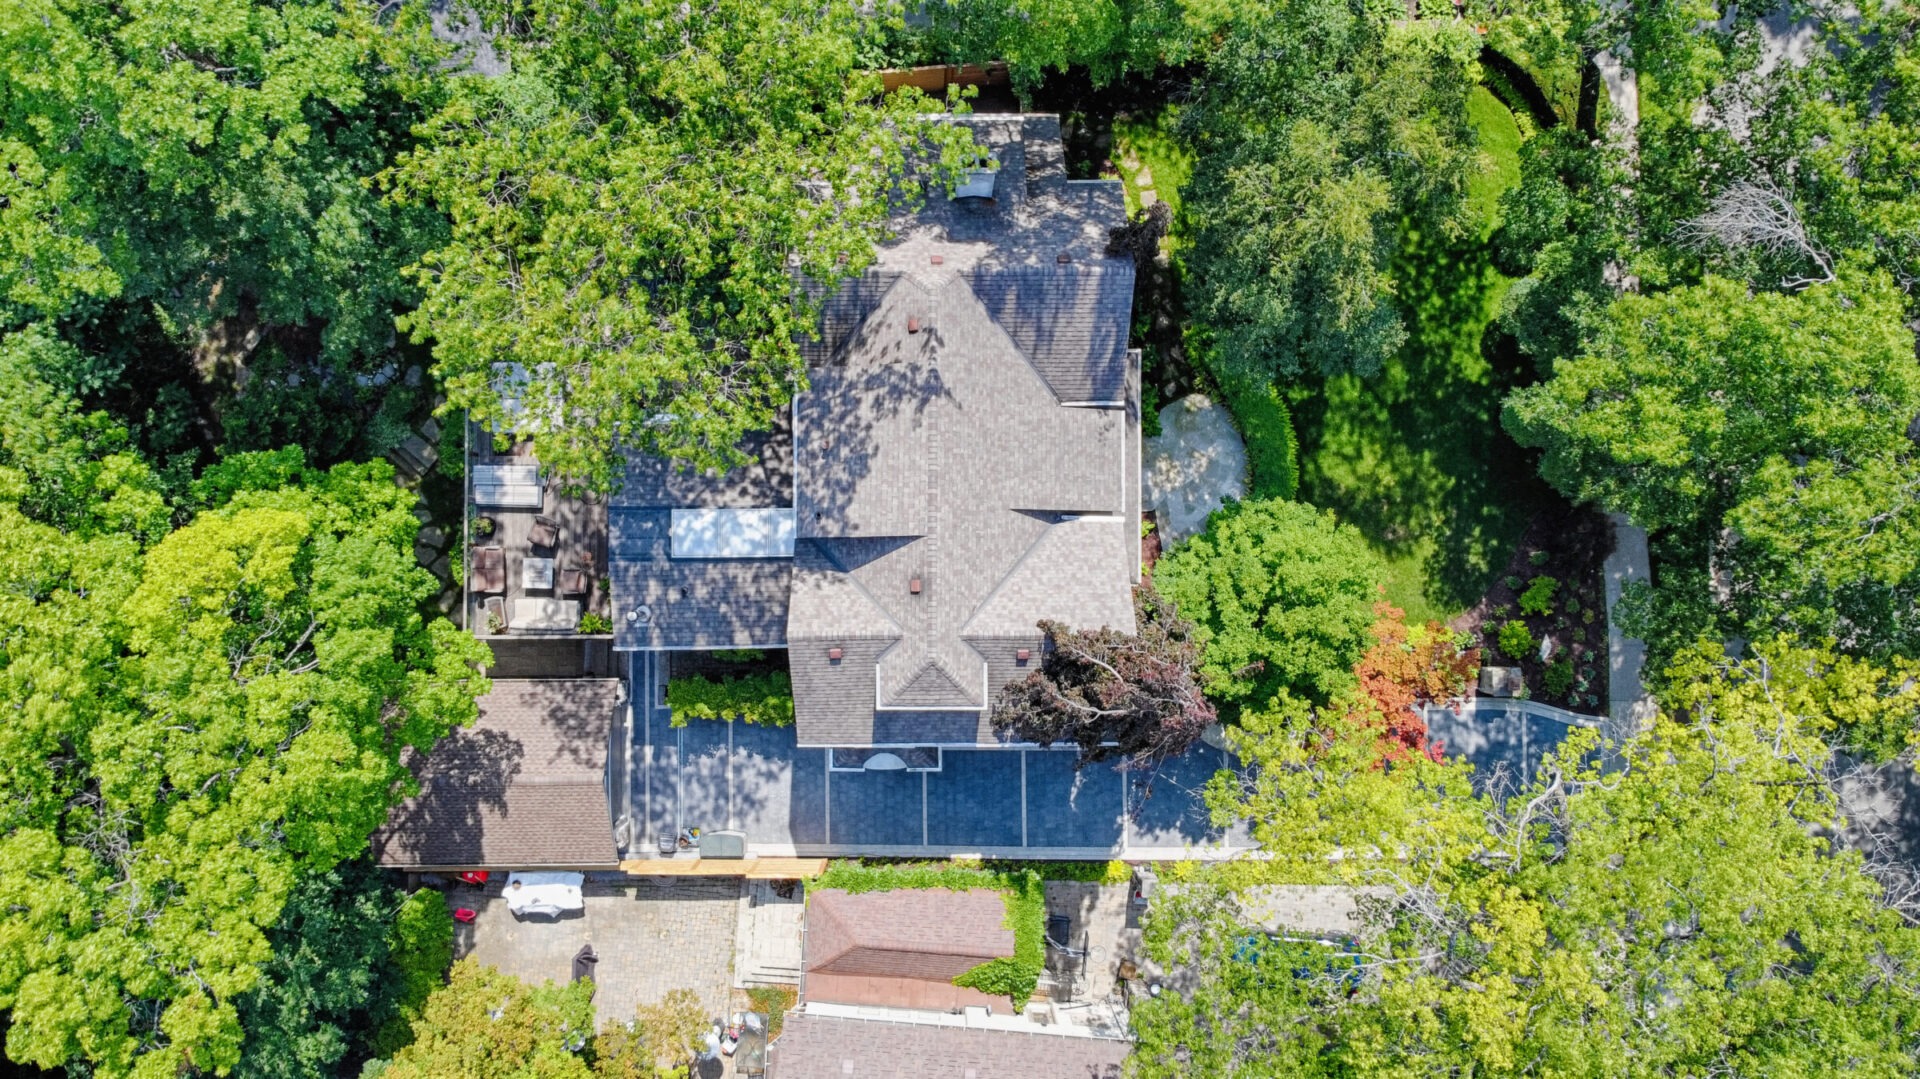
[1113,107,1194,224]
[1287,87,1552,625]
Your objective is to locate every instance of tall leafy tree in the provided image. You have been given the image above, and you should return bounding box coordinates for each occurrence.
[387,0,979,488]
[1142,638,1920,1076]
[375,960,594,1079]
[0,0,446,362]
[0,362,488,1076]
[1154,498,1387,709]
[1179,0,1483,383]
[1504,270,1920,663]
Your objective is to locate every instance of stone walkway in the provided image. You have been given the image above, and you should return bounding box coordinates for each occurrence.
[1603,512,1657,734]
[734,879,804,988]
[1141,394,1248,545]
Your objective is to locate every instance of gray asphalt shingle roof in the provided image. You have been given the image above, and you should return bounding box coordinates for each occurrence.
[371,680,621,869]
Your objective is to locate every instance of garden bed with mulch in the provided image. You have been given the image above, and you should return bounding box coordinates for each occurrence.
[1451,505,1613,713]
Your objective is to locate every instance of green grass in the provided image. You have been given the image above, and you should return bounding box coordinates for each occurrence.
[1113,107,1194,224]
[1286,89,1549,624]
[1466,85,1523,231]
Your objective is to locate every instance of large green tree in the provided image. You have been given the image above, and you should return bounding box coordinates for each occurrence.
[1154,498,1387,709]
[1138,638,1920,1076]
[375,960,595,1079]
[0,0,445,365]
[0,357,488,1077]
[387,0,979,489]
[1504,270,1920,664]
[1179,0,1483,383]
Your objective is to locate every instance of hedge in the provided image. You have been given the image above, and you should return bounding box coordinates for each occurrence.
[666,671,795,727]
[1220,377,1299,501]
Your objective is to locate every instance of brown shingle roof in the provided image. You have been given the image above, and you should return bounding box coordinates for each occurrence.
[805,888,1014,983]
[370,679,621,869]
[768,1013,1128,1079]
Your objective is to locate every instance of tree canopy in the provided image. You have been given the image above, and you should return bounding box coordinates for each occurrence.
[1155,498,1387,709]
[1179,0,1483,383]
[388,0,980,489]
[0,361,487,1077]
[1141,639,1920,1076]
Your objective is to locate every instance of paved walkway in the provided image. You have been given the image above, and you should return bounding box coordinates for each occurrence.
[1141,394,1247,545]
[734,879,805,987]
[1603,512,1658,734]
[447,876,738,1026]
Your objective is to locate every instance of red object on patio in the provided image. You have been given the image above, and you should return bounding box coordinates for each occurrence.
[453,908,478,924]
[458,871,490,887]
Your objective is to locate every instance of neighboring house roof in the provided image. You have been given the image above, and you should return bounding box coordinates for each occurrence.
[803,888,1016,1013]
[805,888,1014,981]
[767,1013,1128,1079]
[370,679,622,869]
[609,113,1140,747]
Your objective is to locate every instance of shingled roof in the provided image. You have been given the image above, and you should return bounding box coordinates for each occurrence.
[609,114,1140,747]
[805,888,1014,983]
[768,1013,1128,1079]
[370,680,621,869]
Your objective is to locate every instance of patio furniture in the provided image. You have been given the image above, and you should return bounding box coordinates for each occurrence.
[558,565,590,595]
[505,871,585,918]
[658,831,679,855]
[481,596,507,633]
[471,547,506,593]
[458,871,490,888]
[453,908,477,924]
[509,597,580,631]
[528,514,560,548]
[473,464,542,508]
[571,944,599,985]
[522,556,556,591]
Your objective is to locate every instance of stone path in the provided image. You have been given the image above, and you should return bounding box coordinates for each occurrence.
[1603,512,1657,734]
[1142,394,1248,545]
[734,879,804,988]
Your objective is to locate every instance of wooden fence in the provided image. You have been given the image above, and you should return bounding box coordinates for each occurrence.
[878,61,1009,95]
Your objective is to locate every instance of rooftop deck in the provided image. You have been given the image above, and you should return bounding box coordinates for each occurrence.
[466,431,611,639]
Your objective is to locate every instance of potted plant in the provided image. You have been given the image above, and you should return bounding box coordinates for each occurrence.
[473,515,495,539]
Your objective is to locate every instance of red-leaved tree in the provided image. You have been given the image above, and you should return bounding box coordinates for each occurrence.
[1347,602,1480,761]
[991,582,1216,768]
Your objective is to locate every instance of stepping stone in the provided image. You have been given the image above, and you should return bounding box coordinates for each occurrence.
[1138,188,1159,209]
[417,525,446,550]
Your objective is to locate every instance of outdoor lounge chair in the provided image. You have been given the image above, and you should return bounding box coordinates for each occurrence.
[559,566,590,596]
[471,547,506,593]
[528,515,560,548]
[481,595,507,633]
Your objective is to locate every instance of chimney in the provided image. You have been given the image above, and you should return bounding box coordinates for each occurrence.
[907,316,922,333]
[827,647,843,661]
[1015,648,1031,663]
[930,254,944,265]
[909,577,922,595]
[1057,252,1072,264]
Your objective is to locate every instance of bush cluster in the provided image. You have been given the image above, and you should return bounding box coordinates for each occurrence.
[665,672,795,727]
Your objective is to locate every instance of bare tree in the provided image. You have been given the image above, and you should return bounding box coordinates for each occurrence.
[1677,179,1836,289]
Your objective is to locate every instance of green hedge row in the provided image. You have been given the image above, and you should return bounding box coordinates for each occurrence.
[665,671,795,727]
[1221,377,1300,501]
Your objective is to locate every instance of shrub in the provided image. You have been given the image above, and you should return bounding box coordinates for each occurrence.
[1497,620,1535,659]
[1564,596,1581,615]
[745,985,798,1038]
[1543,657,1575,696]
[1155,499,1385,707]
[666,672,794,727]
[1519,575,1559,615]
[1220,379,1299,500]
[1528,549,1551,566]
[1504,575,1524,590]
[711,648,765,663]
[370,889,455,1056]
[577,611,613,634]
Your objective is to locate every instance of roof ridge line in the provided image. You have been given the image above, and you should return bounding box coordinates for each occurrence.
[811,539,909,639]
[955,518,1060,637]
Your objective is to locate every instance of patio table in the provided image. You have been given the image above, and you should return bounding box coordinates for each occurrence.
[522,556,556,591]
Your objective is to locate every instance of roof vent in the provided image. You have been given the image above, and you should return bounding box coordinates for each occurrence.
[1057,252,1072,264]
[828,647,843,661]
[1016,648,1031,663]
[909,577,923,595]
[627,605,652,625]
[907,316,922,333]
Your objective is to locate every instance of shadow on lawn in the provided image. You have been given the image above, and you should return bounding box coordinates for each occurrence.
[1288,223,1561,617]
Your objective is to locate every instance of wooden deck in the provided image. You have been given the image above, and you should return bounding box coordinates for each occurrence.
[618,857,827,880]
